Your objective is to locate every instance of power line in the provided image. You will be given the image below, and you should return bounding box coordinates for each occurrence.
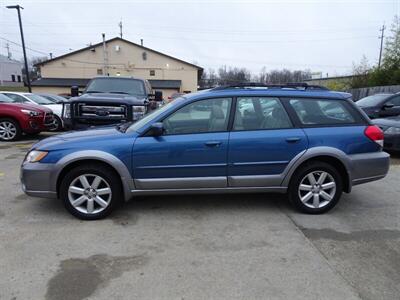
[0,37,48,55]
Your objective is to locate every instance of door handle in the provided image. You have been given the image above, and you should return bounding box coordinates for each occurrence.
[286,137,301,143]
[205,141,222,147]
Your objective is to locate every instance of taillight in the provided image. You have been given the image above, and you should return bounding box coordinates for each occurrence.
[364,125,384,147]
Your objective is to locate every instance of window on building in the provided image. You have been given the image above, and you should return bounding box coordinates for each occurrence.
[11,75,16,82]
[149,70,155,76]
[97,69,103,75]
[142,52,147,60]
[17,75,21,82]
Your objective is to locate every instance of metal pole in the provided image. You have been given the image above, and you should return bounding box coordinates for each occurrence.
[7,5,31,92]
[378,24,386,69]
[102,33,107,75]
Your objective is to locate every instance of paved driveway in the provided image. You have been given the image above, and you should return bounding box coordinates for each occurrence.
[0,136,399,300]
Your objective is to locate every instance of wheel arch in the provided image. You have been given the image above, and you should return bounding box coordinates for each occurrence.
[282,148,352,193]
[53,151,133,201]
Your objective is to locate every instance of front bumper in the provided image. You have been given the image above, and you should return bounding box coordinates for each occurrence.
[349,151,390,186]
[20,162,57,199]
[383,133,400,152]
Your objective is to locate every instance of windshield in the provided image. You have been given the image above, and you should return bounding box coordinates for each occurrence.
[25,94,54,105]
[0,94,14,103]
[127,100,178,133]
[357,94,390,107]
[86,78,146,96]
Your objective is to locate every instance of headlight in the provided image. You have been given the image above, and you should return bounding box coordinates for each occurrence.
[25,150,48,163]
[21,109,40,117]
[385,126,400,134]
[132,106,146,120]
[63,104,71,118]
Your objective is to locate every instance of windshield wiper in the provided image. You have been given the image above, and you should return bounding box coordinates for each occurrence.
[86,91,103,93]
[116,121,134,132]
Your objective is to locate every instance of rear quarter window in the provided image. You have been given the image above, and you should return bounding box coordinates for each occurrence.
[289,98,361,126]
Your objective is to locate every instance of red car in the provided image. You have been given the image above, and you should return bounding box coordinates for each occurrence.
[0,94,54,141]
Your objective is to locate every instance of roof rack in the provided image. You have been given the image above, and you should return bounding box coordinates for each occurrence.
[212,82,329,91]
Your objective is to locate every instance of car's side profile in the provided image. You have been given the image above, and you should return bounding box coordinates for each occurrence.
[0,92,63,131]
[356,93,400,119]
[21,85,390,220]
[0,94,54,141]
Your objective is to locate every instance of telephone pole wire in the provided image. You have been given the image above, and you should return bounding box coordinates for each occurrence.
[378,24,386,69]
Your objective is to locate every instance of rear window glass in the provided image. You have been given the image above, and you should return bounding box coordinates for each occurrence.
[289,99,356,125]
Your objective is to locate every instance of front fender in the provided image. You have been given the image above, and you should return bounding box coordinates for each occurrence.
[51,150,133,201]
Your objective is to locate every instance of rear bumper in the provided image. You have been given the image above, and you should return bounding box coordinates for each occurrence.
[349,151,390,186]
[20,162,57,199]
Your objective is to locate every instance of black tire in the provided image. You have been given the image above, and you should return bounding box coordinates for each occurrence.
[288,161,343,214]
[0,118,22,141]
[60,163,122,220]
[49,115,62,132]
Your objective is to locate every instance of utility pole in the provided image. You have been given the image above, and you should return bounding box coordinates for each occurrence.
[119,20,123,39]
[102,33,108,75]
[378,24,386,69]
[5,43,11,59]
[6,5,31,92]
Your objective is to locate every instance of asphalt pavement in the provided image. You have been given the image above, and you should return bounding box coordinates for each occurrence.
[0,134,399,300]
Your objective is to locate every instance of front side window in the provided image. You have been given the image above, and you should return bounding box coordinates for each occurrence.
[163,98,232,135]
[3,93,26,103]
[289,99,356,125]
[386,96,400,106]
[233,97,292,131]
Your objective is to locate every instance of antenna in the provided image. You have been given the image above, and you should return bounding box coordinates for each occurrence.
[119,20,123,38]
[5,43,11,59]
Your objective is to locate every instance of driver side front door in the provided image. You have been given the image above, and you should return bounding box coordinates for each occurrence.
[132,97,232,190]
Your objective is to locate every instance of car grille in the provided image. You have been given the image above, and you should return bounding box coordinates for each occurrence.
[77,104,127,119]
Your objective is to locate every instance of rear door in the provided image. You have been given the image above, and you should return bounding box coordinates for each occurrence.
[379,95,400,117]
[227,97,308,187]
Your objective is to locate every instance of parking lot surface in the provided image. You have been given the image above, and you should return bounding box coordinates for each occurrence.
[0,134,399,300]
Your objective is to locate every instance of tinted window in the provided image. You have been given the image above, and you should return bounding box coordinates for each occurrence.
[356,94,390,107]
[233,97,292,130]
[25,94,54,105]
[163,98,232,135]
[0,94,13,103]
[3,93,27,103]
[386,96,400,106]
[289,99,356,125]
[86,78,146,96]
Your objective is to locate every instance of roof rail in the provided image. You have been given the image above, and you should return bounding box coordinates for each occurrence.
[212,82,329,91]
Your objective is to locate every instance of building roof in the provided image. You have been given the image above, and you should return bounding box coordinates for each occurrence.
[34,37,203,73]
[31,78,90,87]
[31,77,182,90]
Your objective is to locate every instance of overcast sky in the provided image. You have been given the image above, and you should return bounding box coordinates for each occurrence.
[1,0,399,77]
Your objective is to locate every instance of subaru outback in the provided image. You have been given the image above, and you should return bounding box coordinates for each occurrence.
[21,84,390,220]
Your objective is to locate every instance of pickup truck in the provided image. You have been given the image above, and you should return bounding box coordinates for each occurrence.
[62,76,162,130]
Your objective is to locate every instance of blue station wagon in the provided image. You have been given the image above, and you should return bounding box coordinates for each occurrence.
[21,84,390,219]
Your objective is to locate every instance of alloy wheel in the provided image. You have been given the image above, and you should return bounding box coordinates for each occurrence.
[298,170,336,209]
[68,174,112,214]
[0,121,17,140]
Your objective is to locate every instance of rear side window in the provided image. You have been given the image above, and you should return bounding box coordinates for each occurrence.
[233,97,292,131]
[289,99,356,125]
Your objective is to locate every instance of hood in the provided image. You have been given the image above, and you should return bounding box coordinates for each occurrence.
[31,126,138,150]
[70,93,147,105]
[373,116,400,128]
[1,102,52,113]
[41,103,63,116]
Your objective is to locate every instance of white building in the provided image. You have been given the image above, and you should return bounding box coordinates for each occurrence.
[0,55,23,87]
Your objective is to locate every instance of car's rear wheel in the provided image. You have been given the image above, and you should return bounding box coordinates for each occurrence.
[289,161,342,214]
[0,118,21,141]
[60,164,122,220]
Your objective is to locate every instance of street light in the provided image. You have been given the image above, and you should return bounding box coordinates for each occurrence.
[6,5,31,92]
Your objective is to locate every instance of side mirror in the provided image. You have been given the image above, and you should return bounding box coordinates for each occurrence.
[71,86,79,97]
[148,122,164,136]
[154,91,163,102]
[383,103,395,110]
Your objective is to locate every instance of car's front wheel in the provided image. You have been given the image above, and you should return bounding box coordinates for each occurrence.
[0,118,21,141]
[60,163,122,220]
[289,161,342,214]
[49,115,62,132]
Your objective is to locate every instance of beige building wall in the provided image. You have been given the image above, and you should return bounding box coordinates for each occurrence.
[31,86,72,94]
[39,39,199,93]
